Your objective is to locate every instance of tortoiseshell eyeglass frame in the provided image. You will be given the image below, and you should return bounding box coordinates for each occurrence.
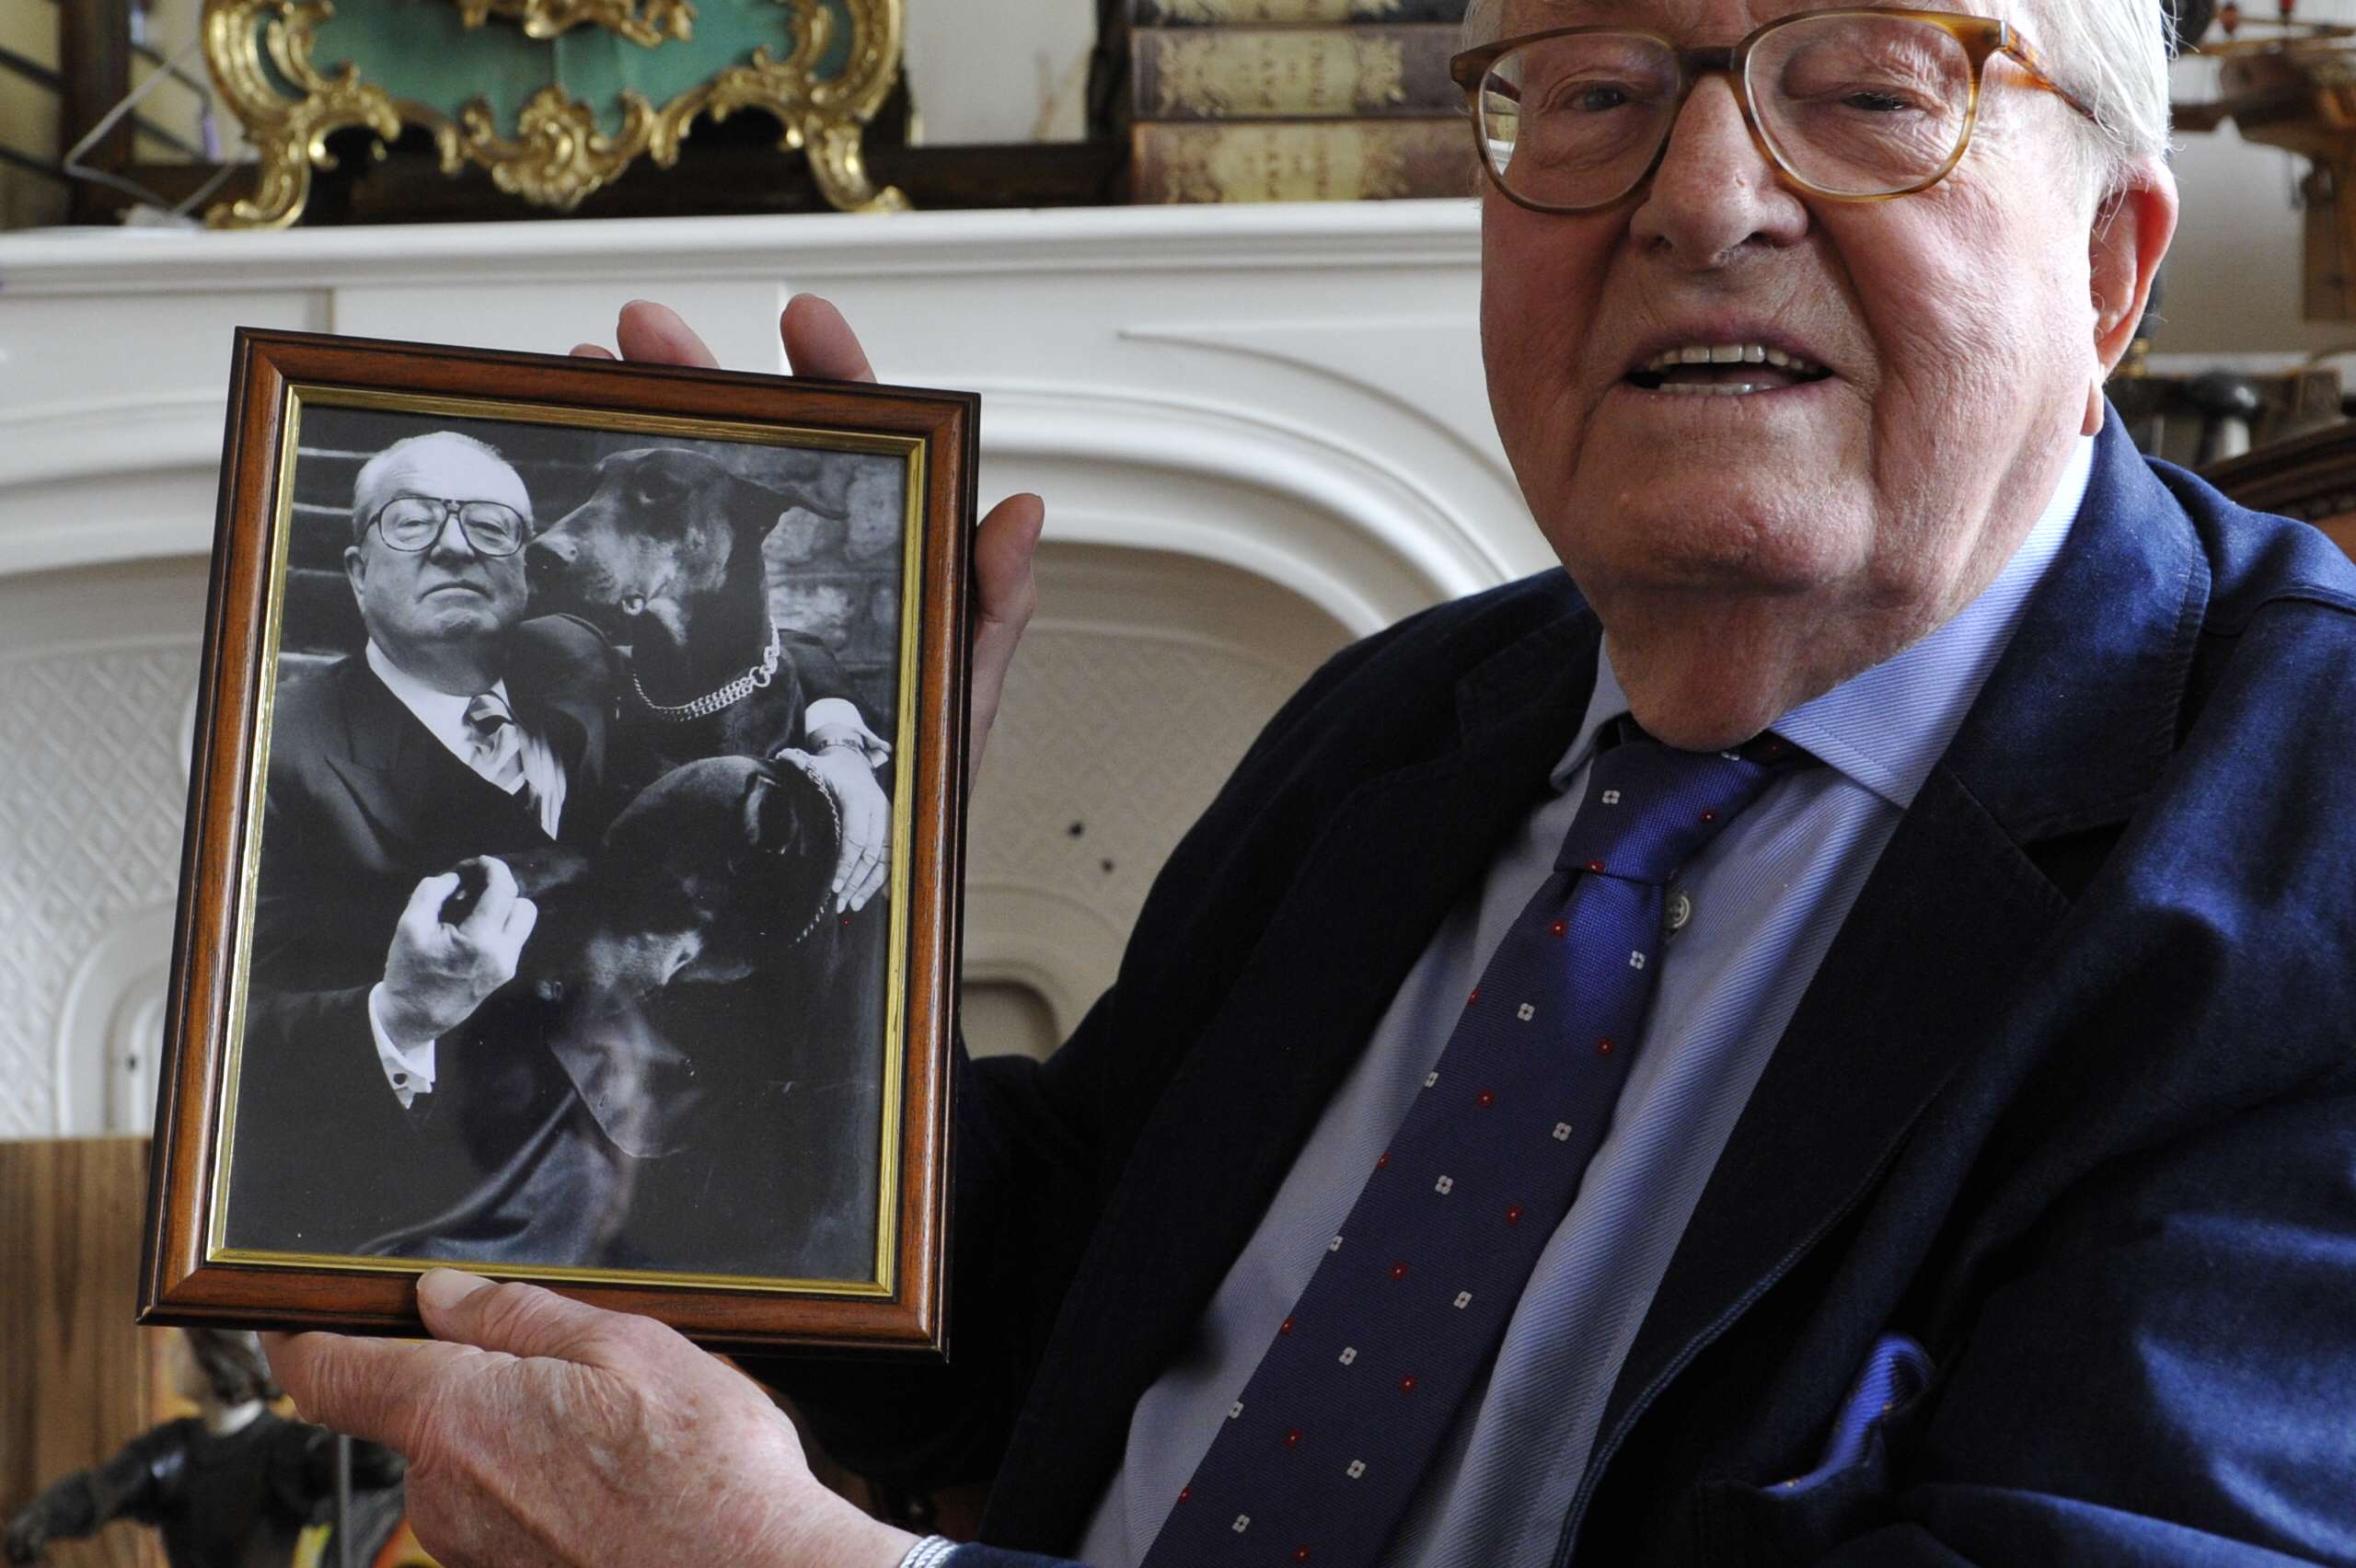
[1448,7,2100,214]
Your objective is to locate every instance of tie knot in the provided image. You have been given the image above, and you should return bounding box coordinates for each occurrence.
[1554,725,1811,885]
[464,692,514,739]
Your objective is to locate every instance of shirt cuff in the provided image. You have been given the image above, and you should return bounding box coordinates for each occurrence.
[805,698,890,767]
[365,984,439,1111]
[896,1539,961,1568]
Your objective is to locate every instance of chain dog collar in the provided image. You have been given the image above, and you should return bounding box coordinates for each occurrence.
[631,622,781,722]
[764,746,845,948]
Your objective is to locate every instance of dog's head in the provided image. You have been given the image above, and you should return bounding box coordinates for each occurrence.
[578,755,840,993]
[525,448,795,643]
[437,757,837,1000]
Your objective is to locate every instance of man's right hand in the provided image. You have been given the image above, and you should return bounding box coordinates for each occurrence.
[378,859,537,1047]
[572,297,1043,790]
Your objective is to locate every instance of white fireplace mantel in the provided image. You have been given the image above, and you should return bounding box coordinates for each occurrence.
[0,200,1544,1138]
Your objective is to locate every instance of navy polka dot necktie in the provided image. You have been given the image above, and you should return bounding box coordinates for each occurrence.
[1138,724,1814,1568]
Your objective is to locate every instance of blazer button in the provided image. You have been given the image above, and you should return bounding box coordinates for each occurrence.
[1666,891,1693,934]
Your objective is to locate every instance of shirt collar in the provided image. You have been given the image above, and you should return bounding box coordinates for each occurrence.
[365,640,514,753]
[1549,433,2096,809]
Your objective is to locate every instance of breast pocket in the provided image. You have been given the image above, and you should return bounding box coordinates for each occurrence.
[1694,1332,1938,1564]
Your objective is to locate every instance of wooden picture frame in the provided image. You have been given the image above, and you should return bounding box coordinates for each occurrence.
[140,328,974,1355]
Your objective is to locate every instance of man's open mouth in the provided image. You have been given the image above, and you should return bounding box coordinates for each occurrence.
[1625,343,1834,398]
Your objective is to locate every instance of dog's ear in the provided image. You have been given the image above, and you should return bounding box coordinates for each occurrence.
[738,765,813,860]
[725,473,795,543]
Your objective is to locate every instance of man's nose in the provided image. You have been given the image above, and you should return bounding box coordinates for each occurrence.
[1628,75,1810,266]
[425,509,485,561]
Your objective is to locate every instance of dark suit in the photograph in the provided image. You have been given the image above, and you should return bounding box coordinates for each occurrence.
[223,613,627,1259]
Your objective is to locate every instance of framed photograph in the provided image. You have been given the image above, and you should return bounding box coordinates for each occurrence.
[140,329,975,1353]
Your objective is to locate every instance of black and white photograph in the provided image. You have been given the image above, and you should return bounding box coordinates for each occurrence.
[214,389,918,1288]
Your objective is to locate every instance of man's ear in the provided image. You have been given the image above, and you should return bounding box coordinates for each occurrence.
[343,543,367,603]
[2087,156,2181,433]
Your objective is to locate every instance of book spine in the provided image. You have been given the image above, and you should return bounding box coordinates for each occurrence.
[1130,0,1467,23]
[1131,26,1466,120]
[1130,120,1481,202]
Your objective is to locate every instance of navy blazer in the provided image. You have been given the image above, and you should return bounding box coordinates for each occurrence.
[760,421,2356,1565]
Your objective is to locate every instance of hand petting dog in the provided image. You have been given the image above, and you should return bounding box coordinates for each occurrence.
[797,742,891,912]
[265,1269,914,1568]
[265,298,1043,1567]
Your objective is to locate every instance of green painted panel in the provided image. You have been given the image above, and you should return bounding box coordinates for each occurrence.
[296,0,851,137]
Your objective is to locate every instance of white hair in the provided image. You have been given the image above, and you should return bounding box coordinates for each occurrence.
[2019,0,2174,196]
[1459,0,2173,197]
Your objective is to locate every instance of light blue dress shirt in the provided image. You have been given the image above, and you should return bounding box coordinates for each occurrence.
[1078,434,2096,1568]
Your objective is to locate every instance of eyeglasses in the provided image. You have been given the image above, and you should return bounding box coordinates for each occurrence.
[364,494,531,557]
[1449,8,2096,215]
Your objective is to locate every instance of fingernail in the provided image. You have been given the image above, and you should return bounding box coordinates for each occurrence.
[418,1268,492,1312]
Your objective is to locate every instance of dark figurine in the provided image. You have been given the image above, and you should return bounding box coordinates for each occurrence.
[3,1329,407,1568]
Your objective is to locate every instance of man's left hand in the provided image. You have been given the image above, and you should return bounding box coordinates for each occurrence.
[265,1270,915,1568]
[798,744,891,913]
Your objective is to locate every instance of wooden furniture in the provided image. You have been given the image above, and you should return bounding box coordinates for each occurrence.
[2202,416,2356,559]
[0,1138,169,1568]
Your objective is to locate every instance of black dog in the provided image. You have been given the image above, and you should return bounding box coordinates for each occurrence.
[447,751,842,1002]
[524,446,860,783]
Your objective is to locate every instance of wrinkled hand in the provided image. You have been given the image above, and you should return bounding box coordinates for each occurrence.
[794,744,891,912]
[264,1271,913,1568]
[378,859,536,1046]
[574,297,1042,791]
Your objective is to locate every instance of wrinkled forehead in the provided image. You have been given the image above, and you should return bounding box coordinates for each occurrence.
[1480,0,2004,40]
[367,434,532,515]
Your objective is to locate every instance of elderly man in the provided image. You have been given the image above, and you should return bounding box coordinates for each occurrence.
[267,1,2356,1564]
[229,430,887,1263]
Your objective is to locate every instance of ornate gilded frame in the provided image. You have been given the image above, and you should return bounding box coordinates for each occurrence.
[200,0,907,226]
[450,0,698,48]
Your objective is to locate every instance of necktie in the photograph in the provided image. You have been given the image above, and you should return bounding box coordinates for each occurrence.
[463,691,529,796]
[1138,724,1812,1568]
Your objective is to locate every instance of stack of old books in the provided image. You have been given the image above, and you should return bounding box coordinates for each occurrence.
[1124,0,1478,204]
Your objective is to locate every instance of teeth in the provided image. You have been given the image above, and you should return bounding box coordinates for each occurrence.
[1657,382,1770,397]
[1644,343,1824,375]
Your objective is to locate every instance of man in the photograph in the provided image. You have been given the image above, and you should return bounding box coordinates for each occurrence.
[225,429,636,1260]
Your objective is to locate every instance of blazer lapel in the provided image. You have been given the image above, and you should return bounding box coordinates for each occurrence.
[986,599,1606,1550]
[318,657,539,864]
[1581,421,2213,1527]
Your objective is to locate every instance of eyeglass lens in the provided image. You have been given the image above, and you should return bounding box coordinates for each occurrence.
[1478,13,1976,209]
[375,497,528,555]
